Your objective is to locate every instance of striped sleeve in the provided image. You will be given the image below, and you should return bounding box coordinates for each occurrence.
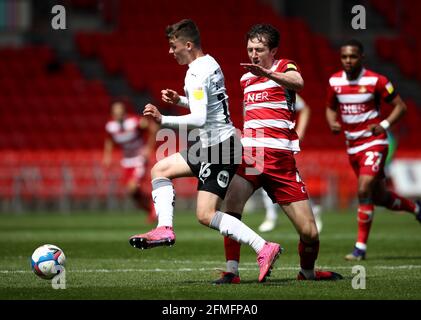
[277,59,300,74]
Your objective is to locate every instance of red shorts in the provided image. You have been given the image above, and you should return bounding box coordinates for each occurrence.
[348,145,388,178]
[121,156,146,185]
[122,166,145,185]
[236,147,309,205]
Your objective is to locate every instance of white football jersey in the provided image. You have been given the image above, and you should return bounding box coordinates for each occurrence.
[295,94,305,112]
[184,55,236,147]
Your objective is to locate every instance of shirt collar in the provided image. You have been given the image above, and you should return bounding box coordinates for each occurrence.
[189,54,208,68]
[342,67,366,83]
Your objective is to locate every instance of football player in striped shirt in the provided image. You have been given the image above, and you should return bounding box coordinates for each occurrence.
[103,100,158,223]
[214,24,342,284]
[326,39,421,261]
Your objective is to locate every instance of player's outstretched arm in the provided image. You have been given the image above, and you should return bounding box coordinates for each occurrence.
[143,103,206,129]
[368,95,407,135]
[326,107,341,134]
[240,63,304,91]
[267,70,304,91]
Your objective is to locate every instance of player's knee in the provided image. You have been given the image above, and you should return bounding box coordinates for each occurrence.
[358,184,371,199]
[358,176,376,198]
[299,222,319,242]
[224,190,246,213]
[151,161,169,179]
[196,209,213,226]
[302,231,319,243]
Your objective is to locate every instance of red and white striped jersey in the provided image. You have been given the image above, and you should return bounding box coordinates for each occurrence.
[241,59,300,152]
[105,115,145,160]
[326,68,397,155]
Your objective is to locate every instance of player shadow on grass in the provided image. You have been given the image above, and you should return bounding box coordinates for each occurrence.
[377,255,421,261]
[183,277,349,285]
[254,275,352,285]
[180,278,294,285]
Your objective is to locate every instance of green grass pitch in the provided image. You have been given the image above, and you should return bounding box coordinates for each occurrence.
[0,208,420,300]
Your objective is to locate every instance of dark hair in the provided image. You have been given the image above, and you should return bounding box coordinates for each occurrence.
[246,24,280,50]
[166,19,201,48]
[110,97,131,111]
[342,39,364,54]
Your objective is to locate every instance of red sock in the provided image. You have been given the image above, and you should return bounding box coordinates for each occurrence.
[356,203,374,247]
[132,189,156,222]
[224,212,242,262]
[385,192,416,213]
[224,237,241,262]
[134,189,149,210]
[298,239,319,270]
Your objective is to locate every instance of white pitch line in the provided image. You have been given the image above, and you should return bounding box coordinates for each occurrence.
[2,265,421,274]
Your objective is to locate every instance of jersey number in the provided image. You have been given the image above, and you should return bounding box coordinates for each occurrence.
[364,151,383,172]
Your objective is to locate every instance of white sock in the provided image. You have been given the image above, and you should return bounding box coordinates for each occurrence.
[226,260,239,275]
[300,268,316,280]
[210,211,266,254]
[262,190,277,221]
[355,242,367,251]
[151,177,175,228]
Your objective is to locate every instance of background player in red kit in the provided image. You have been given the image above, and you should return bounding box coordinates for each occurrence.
[213,24,342,284]
[103,100,159,223]
[326,39,421,261]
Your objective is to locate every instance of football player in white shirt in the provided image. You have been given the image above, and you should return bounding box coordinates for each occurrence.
[129,19,281,283]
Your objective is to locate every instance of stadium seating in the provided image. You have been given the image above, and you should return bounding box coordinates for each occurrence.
[372,0,421,80]
[0,149,195,207]
[370,0,421,149]
[0,46,111,150]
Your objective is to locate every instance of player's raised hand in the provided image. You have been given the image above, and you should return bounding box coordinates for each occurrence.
[240,63,271,77]
[329,121,342,134]
[161,89,180,104]
[143,103,162,124]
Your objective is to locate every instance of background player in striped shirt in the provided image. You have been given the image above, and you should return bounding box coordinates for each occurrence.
[103,100,159,223]
[326,39,421,261]
[214,24,342,284]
